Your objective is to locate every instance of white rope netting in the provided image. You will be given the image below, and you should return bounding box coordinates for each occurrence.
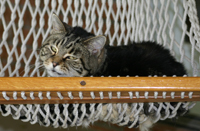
[0,0,200,77]
[0,102,196,129]
[0,0,200,130]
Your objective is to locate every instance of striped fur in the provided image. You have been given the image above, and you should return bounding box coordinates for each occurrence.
[40,14,106,77]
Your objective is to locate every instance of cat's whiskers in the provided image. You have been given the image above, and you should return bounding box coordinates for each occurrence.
[19,64,45,76]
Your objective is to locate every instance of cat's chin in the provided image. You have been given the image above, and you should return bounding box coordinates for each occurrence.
[47,70,68,77]
[47,69,83,77]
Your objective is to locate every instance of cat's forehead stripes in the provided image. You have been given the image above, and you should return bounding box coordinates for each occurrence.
[55,39,61,46]
[55,38,66,47]
[68,46,75,54]
[48,33,81,48]
[53,38,58,44]
[41,43,50,48]
[63,36,80,46]
[66,42,73,49]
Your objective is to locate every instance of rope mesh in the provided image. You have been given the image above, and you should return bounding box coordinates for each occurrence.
[0,102,196,129]
[0,0,200,77]
[0,0,200,130]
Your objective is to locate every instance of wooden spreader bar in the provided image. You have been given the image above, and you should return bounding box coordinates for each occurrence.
[0,77,199,104]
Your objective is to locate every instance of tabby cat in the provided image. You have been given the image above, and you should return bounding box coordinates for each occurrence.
[39,13,187,131]
[40,15,186,77]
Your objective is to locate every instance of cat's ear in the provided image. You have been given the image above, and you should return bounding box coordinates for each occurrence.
[51,13,71,34]
[83,36,106,57]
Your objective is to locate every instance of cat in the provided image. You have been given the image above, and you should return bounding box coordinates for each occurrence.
[38,13,187,131]
[40,15,186,77]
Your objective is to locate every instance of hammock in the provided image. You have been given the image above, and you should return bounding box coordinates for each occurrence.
[0,0,200,130]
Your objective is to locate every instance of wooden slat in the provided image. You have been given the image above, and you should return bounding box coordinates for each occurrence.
[0,77,200,91]
[0,77,200,104]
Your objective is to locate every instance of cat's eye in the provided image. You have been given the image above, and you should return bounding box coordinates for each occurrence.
[65,56,77,60]
[51,46,57,53]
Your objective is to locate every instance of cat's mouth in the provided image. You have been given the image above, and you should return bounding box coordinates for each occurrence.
[48,69,65,76]
[52,69,62,75]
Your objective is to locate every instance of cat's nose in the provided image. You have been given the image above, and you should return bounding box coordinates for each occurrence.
[52,62,59,67]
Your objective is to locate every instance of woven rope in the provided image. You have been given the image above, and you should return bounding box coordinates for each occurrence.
[0,0,200,77]
[0,90,197,129]
[0,102,196,128]
[0,0,200,130]
[1,90,196,101]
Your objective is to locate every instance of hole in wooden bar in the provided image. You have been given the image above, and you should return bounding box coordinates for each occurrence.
[80,81,86,86]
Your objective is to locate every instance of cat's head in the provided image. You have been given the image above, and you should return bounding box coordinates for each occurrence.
[39,13,107,77]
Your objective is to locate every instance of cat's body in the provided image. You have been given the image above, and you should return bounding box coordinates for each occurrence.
[40,25,186,77]
[38,14,188,131]
[96,42,186,76]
